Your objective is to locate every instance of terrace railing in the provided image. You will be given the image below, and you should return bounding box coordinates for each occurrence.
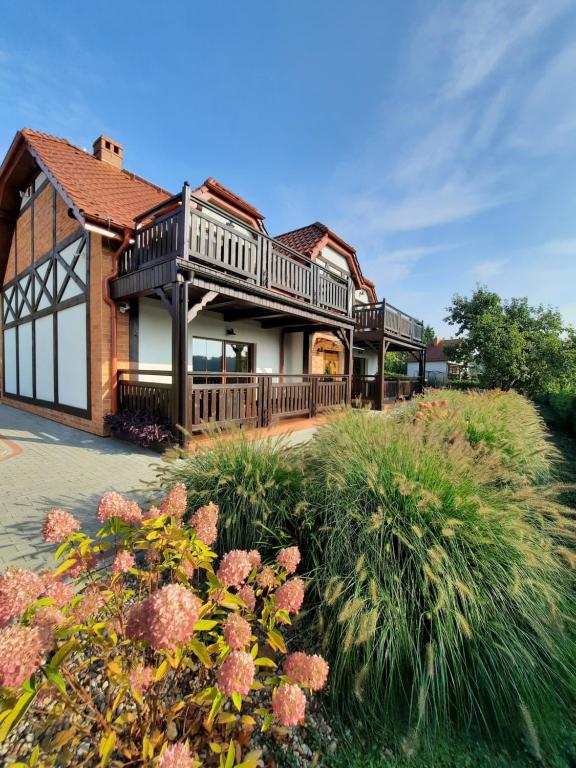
[351,374,422,404]
[117,370,349,433]
[354,301,424,344]
[118,187,353,318]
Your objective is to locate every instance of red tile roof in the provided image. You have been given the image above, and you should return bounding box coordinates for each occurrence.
[275,222,328,256]
[426,339,461,362]
[20,129,171,230]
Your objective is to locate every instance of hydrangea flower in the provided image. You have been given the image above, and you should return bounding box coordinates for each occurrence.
[158,743,194,768]
[247,550,261,569]
[42,509,80,543]
[159,484,187,519]
[33,606,67,651]
[127,585,201,651]
[276,546,301,574]
[223,613,251,649]
[129,664,153,695]
[97,491,128,523]
[112,550,135,575]
[256,565,277,590]
[40,573,75,609]
[190,502,219,545]
[0,625,44,688]
[121,500,143,526]
[68,552,98,578]
[74,585,106,623]
[272,683,306,726]
[283,652,329,691]
[237,584,256,612]
[216,550,252,589]
[0,566,44,626]
[142,505,161,521]
[217,650,255,696]
[275,578,305,615]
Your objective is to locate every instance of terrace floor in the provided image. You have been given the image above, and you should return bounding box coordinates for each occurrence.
[0,404,327,571]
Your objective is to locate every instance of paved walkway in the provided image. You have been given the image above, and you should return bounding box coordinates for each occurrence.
[0,405,322,572]
[0,405,162,571]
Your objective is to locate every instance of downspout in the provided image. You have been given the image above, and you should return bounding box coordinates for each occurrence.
[103,227,132,415]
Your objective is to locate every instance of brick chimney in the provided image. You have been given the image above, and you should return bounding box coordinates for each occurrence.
[92,135,123,169]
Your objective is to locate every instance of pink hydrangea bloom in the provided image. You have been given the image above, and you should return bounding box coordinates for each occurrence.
[126,585,201,650]
[142,505,161,521]
[0,566,44,626]
[256,565,277,590]
[112,550,135,575]
[180,556,195,579]
[237,584,256,612]
[0,625,44,688]
[97,491,128,523]
[40,573,75,609]
[216,550,252,589]
[275,578,305,615]
[129,664,153,694]
[190,502,219,546]
[42,509,81,544]
[276,546,301,575]
[159,484,188,519]
[223,613,251,649]
[217,650,255,696]
[247,550,261,569]
[272,683,306,726]
[159,743,194,768]
[120,501,143,526]
[283,652,329,691]
[74,585,106,623]
[33,606,66,651]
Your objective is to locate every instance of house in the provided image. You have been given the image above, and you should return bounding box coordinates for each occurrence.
[0,129,427,441]
[406,338,469,385]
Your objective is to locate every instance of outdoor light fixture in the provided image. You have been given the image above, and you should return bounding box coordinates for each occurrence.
[118,302,130,314]
[226,328,237,336]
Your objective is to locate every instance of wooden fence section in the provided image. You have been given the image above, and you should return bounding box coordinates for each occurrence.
[118,189,352,317]
[354,301,424,344]
[352,375,422,404]
[117,371,351,433]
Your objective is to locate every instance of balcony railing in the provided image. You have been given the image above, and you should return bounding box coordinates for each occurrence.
[352,374,422,403]
[118,186,353,318]
[117,370,349,432]
[354,301,424,344]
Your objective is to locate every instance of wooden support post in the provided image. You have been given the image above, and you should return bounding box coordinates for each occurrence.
[376,337,389,410]
[418,348,426,393]
[343,327,354,404]
[171,278,189,444]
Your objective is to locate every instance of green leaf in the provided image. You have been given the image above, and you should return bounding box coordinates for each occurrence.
[54,558,78,576]
[50,639,77,669]
[98,731,116,766]
[44,667,67,695]
[189,639,213,668]
[224,740,235,768]
[0,689,36,743]
[231,692,242,711]
[193,619,218,631]
[255,658,277,669]
[266,629,286,653]
[207,690,225,728]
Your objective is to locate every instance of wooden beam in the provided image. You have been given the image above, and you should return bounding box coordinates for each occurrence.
[188,290,218,323]
[155,286,174,319]
[223,309,285,322]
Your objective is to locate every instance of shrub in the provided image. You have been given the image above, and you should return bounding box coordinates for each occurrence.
[0,491,327,765]
[156,432,303,552]
[105,409,174,449]
[537,391,576,435]
[302,407,576,750]
[446,379,486,391]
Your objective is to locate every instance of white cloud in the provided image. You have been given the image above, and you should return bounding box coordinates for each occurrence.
[471,258,507,281]
[362,243,452,283]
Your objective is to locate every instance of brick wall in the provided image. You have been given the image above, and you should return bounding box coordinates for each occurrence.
[33,184,53,260]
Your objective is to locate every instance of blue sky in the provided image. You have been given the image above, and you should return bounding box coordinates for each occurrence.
[1,0,576,335]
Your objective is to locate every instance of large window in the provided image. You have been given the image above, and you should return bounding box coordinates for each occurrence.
[191,338,253,383]
[1,234,89,416]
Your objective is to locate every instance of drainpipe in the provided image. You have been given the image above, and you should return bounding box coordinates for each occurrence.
[103,227,132,415]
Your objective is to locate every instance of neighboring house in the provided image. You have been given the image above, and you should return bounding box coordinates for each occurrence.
[407,338,470,385]
[0,129,427,440]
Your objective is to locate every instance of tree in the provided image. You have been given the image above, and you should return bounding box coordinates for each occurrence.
[444,286,576,395]
[422,324,436,344]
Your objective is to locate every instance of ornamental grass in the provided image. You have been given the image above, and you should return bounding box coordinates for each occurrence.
[0,490,328,767]
[156,433,302,553]
[302,398,576,751]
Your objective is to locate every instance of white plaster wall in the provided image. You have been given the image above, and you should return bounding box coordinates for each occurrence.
[319,245,350,275]
[284,332,304,376]
[35,315,54,402]
[18,321,33,398]
[3,328,17,395]
[354,350,378,376]
[355,288,370,304]
[138,298,283,375]
[57,303,87,409]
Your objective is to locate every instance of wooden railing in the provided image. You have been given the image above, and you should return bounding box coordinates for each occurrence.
[117,370,349,433]
[352,375,422,403]
[118,188,353,317]
[354,301,424,344]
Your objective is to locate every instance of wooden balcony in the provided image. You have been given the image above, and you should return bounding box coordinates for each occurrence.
[352,374,422,404]
[354,301,424,346]
[117,370,350,433]
[113,186,353,324]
